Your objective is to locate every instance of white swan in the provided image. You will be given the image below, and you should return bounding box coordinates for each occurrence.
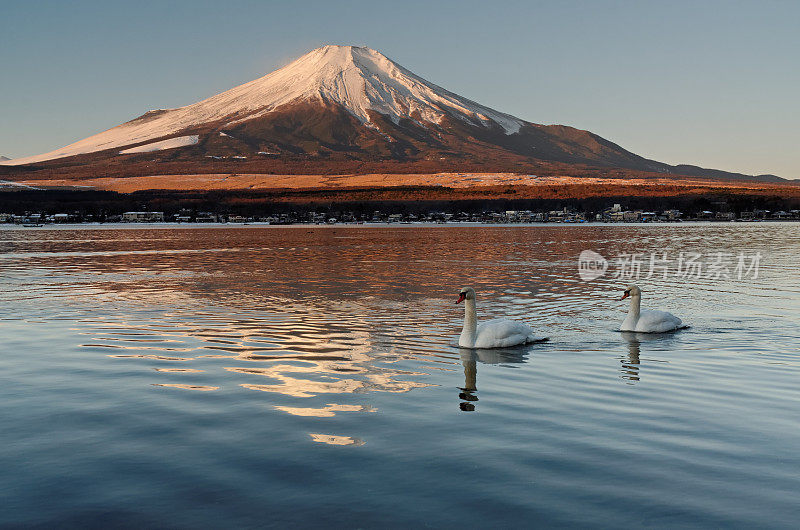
[456,287,545,348]
[619,285,683,333]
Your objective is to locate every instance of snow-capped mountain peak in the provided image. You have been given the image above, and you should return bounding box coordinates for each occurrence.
[222,45,524,133]
[2,45,524,165]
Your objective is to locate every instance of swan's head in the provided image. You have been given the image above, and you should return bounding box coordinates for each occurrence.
[619,285,641,301]
[456,287,476,304]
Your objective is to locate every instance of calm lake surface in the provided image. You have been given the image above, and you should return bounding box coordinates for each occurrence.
[1,223,799,528]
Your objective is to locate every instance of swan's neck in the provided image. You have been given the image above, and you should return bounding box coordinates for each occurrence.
[460,299,478,346]
[627,295,641,323]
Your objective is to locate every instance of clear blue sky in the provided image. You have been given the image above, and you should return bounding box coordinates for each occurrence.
[2,0,797,178]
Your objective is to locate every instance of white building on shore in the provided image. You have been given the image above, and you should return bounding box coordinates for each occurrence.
[122,211,165,222]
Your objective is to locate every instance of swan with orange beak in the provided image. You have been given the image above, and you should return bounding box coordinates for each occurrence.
[456,287,546,348]
[619,284,683,333]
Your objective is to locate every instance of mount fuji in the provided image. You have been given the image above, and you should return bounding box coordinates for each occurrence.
[0,45,782,182]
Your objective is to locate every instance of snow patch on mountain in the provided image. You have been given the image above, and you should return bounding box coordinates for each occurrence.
[3,45,526,166]
[119,135,199,154]
[0,179,41,190]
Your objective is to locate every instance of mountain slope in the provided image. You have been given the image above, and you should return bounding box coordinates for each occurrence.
[0,45,783,182]
[2,45,525,165]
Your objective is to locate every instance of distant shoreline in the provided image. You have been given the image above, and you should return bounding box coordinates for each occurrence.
[3,220,798,230]
[1,173,798,224]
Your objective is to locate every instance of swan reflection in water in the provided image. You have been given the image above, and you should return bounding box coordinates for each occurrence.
[619,331,674,384]
[457,347,530,411]
[620,332,642,383]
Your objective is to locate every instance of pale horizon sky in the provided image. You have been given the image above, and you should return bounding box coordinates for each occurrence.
[1,0,798,178]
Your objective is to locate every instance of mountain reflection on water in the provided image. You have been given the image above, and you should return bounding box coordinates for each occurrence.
[2,225,601,427]
[85,297,437,420]
[2,224,800,528]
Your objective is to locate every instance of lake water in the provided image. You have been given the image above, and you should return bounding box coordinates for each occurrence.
[1,223,799,528]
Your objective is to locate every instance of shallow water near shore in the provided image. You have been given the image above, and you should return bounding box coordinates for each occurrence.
[1,223,799,528]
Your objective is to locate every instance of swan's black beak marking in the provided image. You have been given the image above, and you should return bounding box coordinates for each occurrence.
[619,291,630,301]
[456,293,466,304]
